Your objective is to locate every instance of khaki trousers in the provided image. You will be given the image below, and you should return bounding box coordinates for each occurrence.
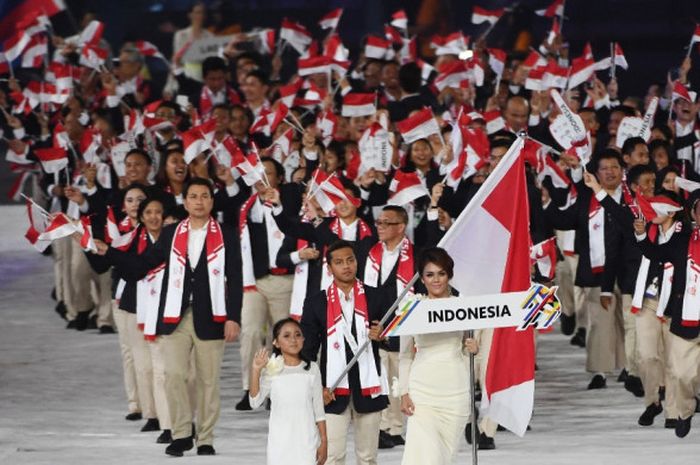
[667,332,700,419]
[161,309,225,445]
[67,238,94,319]
[379,349,403,436]
[556,253,587,329]
[52,236,71,304]
[112,302,140,414]
[116,307,156,418]
[148,339,171,429]
[621,293,639,376]
[583,287,625,374]
[636,299,677,418]
[239,274,293,390]
[92,271,114,328]
[326,400,382,465]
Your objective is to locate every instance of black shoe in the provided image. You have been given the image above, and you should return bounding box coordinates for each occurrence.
[74,310,91,331]
[624,375,645,398]
[191,423,196,439]
[477,432,495,450]
[390,434,405,446]
[99,325,116,334]
[496,424,506,432]
[617,369,628,383]
[560,313,576,336]
[659,386,665,402]
[165,438,194,457]
[197,445,216,456]
[587,374,606,390]
[465,422,480,445]
[665,418,678,429]
[378,430,394,449]
[55,301,67,320]
[638,403,663,426]
[157,429,172,444]
[66,319,78,329]
[141,418,160,432]
[125,412,142,421]
[570,328,586,348]
[87,315,98,330]
[235,391,252,411]
[676,416,692,438]
[265,398,271,411]
[51,287,57,301]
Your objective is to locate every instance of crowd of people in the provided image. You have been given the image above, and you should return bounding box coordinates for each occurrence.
[7,1,700,463]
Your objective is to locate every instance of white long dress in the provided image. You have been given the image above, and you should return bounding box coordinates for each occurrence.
[249,361,326,465]
[399,331,472,465]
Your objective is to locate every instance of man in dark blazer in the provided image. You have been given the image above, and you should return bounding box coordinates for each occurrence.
[300,241,389,465]
[99,177,242,458]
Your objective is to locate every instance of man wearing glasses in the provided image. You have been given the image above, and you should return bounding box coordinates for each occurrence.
[363,205,414,449]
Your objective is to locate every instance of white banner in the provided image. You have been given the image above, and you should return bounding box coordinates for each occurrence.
[359,127,392,173]
[383,284,561,337]
[182,35,235,63]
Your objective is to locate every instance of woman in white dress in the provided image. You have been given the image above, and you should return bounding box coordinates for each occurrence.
[249,318,327,465]
[399,247,478,465]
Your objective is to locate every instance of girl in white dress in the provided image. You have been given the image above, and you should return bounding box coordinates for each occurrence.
[249,318,328,465]
[399,247,478,465]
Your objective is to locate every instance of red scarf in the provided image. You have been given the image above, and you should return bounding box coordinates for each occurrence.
[682,228,700,326]
[200,86,241,119]
[163,218,227,324]
[325,280,383,396]
[363,237,414,296]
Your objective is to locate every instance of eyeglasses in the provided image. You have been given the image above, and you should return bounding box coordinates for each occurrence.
[375,220,402,227]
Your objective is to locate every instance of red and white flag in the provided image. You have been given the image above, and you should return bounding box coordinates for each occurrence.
[472,6,504,25]
[341,93,376,117]
[319,8,343,30]
[249,104,288,136]
[278,78,303,107]
[0,52,9,75]
[79,44,108,69]
[525,66,546,91]
[612,43,628,70]
[251,28,276,55]
[690,25,700,46]
[384,25,403,45]
[536,0,564,18]
[21,35,48,68]
[390,9,408,30]
[542,60,568,89]
[364,36,393,60]
[280,18,312,54]
[317,110,337,146]
[24,199,51,252]
[531,237,557,280]
[395,108,440,144]
[567,55,596,89]
[34,147,68,173]
[3,13,49,61]
[388,170,429,206]
[672,81,693,103]
[434,60,471,91]
[324,33,350,62]
[78,20,104,47]
[447,117,489,186]
[483,110,506,134]
[545,18,560,46]
[437,137,534,437]
[181,119,217,164]
[314,174,360,214]
[298,55,331,76]
[523,50,547,68]
[488,48,507,77]
[38,213,79,241]
[135,40,167,61]
[431,32,468,56]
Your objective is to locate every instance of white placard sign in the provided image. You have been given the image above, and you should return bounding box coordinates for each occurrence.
[110,141,131,177]
[359,126,392,173]
[182,35,235,63]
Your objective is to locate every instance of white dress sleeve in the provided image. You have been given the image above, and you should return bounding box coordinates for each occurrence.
[310,363,326,422]
[248,369,272,409]
[398,335,416,396]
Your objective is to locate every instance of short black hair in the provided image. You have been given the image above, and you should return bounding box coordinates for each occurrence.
[325,240,355,263]
[610,105,637,118]
[655,165,680,192]
[262,157,285,180]
[591,148,623,172]
[125,148,152,165]
[245,69,270,87]
[626,164,655,187]
[651,124,673,141]
[621,136,647,156]
[418,247,454,279]
[340,177,360,199]
[137,196,165,223]
[398,62,422,93]
[382,205,408,224]
[183,177,215,198]
[202,56,227,78]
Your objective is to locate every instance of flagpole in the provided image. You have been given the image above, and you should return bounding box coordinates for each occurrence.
[468,328,478,465]
[20,193,51,216]
[610,42,615,80]
[559,0,566,35]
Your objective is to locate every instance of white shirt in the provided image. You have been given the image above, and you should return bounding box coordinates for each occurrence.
[188,220,208,269]
[339,219,358,241]
[338,287,355,324]
[380,241,401,284]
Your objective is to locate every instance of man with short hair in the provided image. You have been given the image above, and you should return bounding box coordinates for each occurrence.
[301,241,389,465]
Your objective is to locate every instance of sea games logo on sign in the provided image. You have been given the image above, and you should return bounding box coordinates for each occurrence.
[381,284,561,337]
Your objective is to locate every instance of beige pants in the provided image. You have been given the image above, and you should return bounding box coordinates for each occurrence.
[67,238,94,319]
[52,236,71,305]
[116,307,156,418]
[556,253,587,329]
[636,299,677,418]
[239,274,293,390]
[326,400,382,465]
[113,302,140,414]
[379,349,403,436]
[148,339,171,429]
[161,309,225,445]
[92,271,114,328]
[583,287,625,374]
[621,294,639,376]
[667,332,700,419]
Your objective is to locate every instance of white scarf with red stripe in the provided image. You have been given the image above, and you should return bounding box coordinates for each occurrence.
[363,236,414,297]
[137,263,166,341]
[163,218,227,324]
[631,224,676,317]
[290,238,310,320]
[200,85,239,119]
[239,194,286,291]
[325,280,383,397]
[682,228,700,327]
[588,196,605,274]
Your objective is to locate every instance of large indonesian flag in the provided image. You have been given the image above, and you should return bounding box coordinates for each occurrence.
[437,137,534,437]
